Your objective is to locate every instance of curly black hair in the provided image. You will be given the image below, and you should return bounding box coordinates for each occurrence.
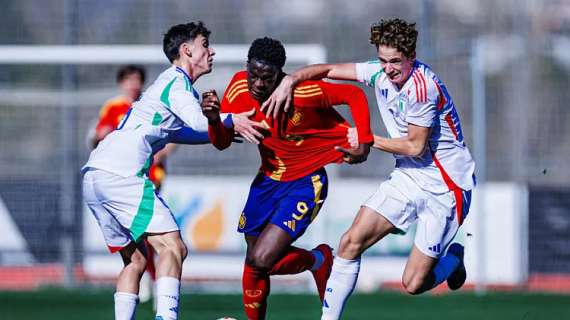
[370,18,418,58]
[163,21,211,63]
[247,37,286,69]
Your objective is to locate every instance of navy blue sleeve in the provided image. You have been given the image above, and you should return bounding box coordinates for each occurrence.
[168,126,210,144]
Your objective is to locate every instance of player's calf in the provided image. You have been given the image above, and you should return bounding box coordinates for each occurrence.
[147,232,187,320]
[310,244,333,302]
[446,243,466,290]
[401,272,432,295]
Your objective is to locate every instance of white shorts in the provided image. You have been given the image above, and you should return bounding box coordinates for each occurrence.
[82,168,179,253]
[363,170,472,258]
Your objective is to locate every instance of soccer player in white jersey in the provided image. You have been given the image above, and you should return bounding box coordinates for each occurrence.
[263,18,476,319]
[82,21,264,320]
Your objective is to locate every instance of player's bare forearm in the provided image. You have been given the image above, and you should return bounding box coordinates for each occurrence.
[372,135,426,157]
[372,124,430,157]
[262,63,358,117]
[291,63,358,82]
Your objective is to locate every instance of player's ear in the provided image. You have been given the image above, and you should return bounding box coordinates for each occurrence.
[181,43,192,58]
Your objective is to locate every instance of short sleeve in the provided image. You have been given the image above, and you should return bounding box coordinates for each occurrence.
[405,76,439,128]
[355,60,383,88]
[168,82,209,132]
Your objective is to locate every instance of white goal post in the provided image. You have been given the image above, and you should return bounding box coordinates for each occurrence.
[0,44,326,65]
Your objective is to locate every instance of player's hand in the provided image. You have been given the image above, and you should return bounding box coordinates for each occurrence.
[335,143,370,164]
[233,108,269,145]
[347,127,359,149]
[201,89,221,123]
[261,75,295,118]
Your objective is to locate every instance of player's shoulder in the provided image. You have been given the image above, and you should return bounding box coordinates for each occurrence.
[99,96,130,117]
[408,61,441,104]
[224,70,250,104]
[293,80,325,101]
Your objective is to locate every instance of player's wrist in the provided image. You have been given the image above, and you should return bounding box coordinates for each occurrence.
[207,113,222,125]
[221,114,234,128]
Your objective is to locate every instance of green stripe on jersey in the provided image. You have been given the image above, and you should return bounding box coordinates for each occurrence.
[183,76,190,92]
[130,179,155,242]
[160,78,177,108]
[136,156,152,177]
[152,112,163,125]
[370,70,384,87]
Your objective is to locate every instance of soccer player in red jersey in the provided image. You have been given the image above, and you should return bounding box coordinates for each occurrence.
[201,37,374,320]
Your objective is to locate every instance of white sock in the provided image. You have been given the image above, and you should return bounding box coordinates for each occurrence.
[114,292,138,320]
[321,257,360,320]
[155,277,181,320]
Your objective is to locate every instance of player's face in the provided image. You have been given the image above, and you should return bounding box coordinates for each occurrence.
[187,34,215,77]
[119,73,144,101]
[377,45,415,88]
[246,59,281,102]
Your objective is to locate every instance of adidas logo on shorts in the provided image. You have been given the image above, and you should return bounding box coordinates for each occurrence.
[428,244,441,253]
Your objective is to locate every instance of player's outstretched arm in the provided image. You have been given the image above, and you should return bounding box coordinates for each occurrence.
[261,63,358,118]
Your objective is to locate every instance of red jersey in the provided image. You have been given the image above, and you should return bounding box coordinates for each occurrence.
[95,96,132,135]
[210,71,374,181]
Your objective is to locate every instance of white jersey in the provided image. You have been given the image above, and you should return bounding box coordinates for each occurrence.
[356,60,476,193]
[83,65,229,177]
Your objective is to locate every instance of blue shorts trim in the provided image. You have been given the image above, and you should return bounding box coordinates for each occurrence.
[237,168,328,240]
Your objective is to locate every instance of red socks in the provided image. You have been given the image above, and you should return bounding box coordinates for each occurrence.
[242,247,316,319]
[269,246,315,275]
[242,264,270,320]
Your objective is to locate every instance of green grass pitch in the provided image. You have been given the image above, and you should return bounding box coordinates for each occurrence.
[1,289,568,319]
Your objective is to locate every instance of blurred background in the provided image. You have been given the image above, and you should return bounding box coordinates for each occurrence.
[0,0,569,317]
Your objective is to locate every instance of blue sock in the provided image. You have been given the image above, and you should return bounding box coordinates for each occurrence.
[311,249,324,271]
[432,253,460,287]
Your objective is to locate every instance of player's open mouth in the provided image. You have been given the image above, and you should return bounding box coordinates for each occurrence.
[388,72,399,80]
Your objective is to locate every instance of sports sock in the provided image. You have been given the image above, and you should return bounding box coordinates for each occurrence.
[431,251,460,288]
[321,257,360,320]
[242,264,270,320]
[269,246,315,275]
[155,276,180,320]
[311,249,325,271]
[114,291,138,320]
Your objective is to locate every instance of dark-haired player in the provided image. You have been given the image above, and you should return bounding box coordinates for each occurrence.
[201,37,374,320]
[264,18,476,319]
[82,22,264,320]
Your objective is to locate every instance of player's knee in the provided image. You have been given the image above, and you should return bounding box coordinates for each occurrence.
[249,249,274,271]
[402,274,426,295]
[178,240,188,261]
[128,250,148,274]
[156,239,187,266]
[169,238,187,262]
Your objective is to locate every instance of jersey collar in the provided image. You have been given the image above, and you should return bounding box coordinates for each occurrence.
[175,66,199,100]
